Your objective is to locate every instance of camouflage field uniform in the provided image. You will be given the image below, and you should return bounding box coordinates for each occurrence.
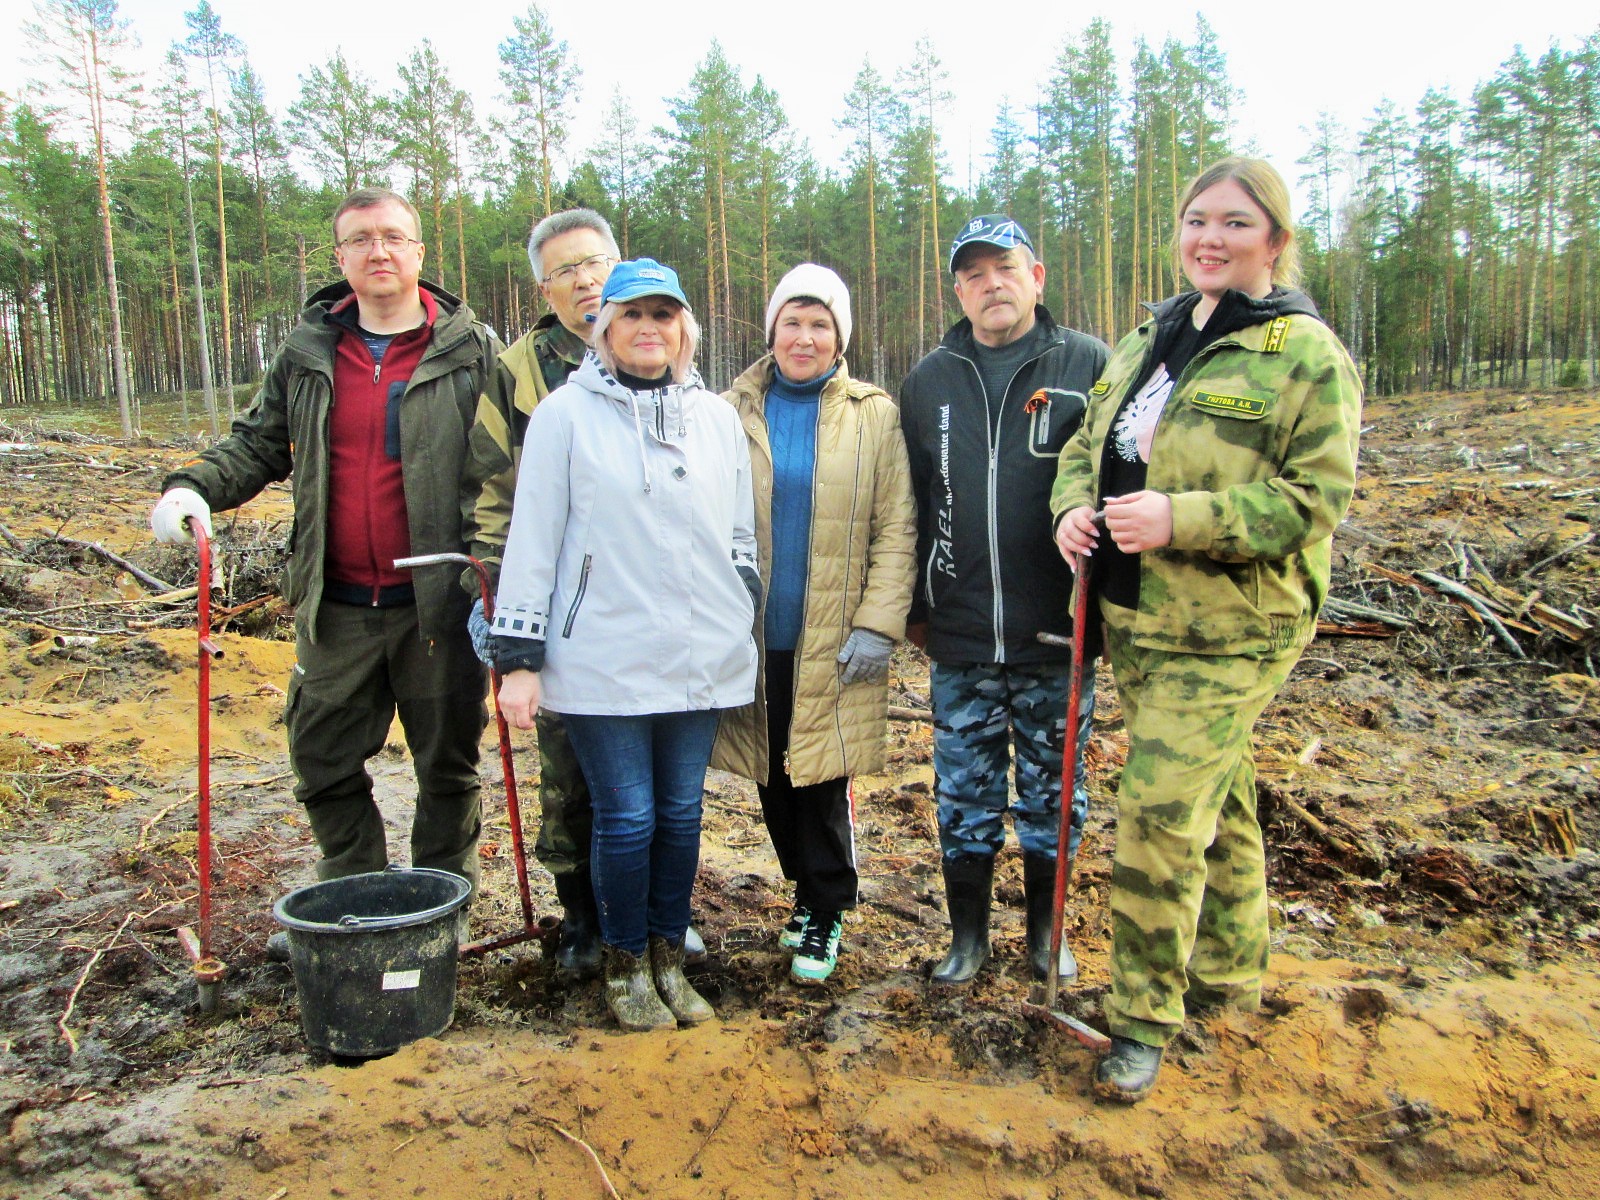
[931,663,1095,859]
[462,314,591,875]
[1052,291,1362,1047]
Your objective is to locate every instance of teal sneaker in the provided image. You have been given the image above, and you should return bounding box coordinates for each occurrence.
[778,905,811,951]
[790,911,842,985]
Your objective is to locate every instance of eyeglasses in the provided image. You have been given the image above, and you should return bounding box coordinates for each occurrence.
[547,254,614,285]
[339,232,420,254]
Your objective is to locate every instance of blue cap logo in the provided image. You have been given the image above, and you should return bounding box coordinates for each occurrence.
[601,257,690,308]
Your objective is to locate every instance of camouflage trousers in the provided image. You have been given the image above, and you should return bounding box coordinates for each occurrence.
[532,710,594,878]
[930,661,1095,861]
[1101,620,1302,1047]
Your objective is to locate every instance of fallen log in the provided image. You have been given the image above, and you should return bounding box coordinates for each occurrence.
[1416,570,1526,658]
[40,533,174,593]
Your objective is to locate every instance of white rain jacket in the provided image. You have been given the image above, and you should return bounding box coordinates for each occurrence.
[491,354,758,716]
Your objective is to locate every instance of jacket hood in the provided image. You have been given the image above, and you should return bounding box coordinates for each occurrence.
[938,304,1062,357]
[303,277,466,317]
[1146,287,1323,338]
[569,351,710,493]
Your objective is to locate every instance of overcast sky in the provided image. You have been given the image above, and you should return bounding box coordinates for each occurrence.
[8,0,1597,216]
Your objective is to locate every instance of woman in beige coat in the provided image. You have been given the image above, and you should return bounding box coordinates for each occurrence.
[713,264,916,985]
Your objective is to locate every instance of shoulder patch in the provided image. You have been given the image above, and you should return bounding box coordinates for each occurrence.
[1190,391,1268,418]
[1262,317,1291,354]
[1090,379,1110,396]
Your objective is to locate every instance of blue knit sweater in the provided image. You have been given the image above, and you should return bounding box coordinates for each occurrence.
[763,365,836,651]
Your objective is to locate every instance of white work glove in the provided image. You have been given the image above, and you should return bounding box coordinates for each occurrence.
[837,628,894,685]
[151,487,213,544]
[467,598,494,666]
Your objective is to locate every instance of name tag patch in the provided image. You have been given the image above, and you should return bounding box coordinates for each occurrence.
[1190,391,1268,418]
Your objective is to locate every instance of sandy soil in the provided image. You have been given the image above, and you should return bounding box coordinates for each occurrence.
[0,387,1596,1199]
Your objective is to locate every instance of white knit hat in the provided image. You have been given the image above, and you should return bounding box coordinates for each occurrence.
[764,264,853,354]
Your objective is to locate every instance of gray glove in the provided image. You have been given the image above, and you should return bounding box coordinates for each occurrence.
[837,627,894,685]
[467,598,494,666]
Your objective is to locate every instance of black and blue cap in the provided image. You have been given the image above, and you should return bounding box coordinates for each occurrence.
[601,257,689,307]
[948,215,1035,272]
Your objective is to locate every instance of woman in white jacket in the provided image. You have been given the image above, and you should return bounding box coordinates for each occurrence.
[493,259,758,1032]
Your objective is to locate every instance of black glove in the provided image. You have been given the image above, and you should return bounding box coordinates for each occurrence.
[737,564,762,612]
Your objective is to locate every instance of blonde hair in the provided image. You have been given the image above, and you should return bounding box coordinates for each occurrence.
[1174,156,1301,291]
[591,298,700,385]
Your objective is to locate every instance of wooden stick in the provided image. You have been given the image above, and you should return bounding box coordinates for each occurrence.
[1320,597,1412,628]
[41,534,176,592]
[536,1119,621,1199]
[1519,531,1595,581]
[888,706,933,722]
[59,912,135,1054]
[1416,571,1526,658]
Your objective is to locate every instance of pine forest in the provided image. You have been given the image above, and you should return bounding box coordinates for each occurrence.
[3,1,1599,438]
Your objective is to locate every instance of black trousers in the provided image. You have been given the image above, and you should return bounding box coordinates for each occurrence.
[757,650,858,913]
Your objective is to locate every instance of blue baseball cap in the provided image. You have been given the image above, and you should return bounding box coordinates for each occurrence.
[601,257,689,307]
[949,215,1035,272]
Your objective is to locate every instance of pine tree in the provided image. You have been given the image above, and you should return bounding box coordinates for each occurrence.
[156,48,218,434]
[181,0,241,415]
[26,0,141,434]
[286,51,389,193]
[496,3,579,219]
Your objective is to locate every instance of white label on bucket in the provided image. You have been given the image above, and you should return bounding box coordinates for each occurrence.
[382,969,422,991]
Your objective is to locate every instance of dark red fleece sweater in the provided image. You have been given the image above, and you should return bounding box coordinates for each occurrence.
[322,289,438,600]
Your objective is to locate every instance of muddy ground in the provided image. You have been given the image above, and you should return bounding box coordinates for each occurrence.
[0,386,1596,1199]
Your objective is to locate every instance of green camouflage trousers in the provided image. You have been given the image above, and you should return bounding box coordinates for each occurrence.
[533,710,593,877]
[1102,617,1302,1047]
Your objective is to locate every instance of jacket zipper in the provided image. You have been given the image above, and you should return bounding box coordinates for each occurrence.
[829,417,866,765]
[562,554,592,637]
[785,400,825,779]
[948,345,1051,663]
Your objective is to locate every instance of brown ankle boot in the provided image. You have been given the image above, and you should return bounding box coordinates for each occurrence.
[648,936,715,1025]
[603,945,674,1032]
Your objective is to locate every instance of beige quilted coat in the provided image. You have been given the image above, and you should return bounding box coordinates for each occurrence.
[711,356,916,787]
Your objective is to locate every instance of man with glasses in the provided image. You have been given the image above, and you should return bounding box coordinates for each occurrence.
[463,209,703,977]
[152,188,502,953]
[899,214,1108,990]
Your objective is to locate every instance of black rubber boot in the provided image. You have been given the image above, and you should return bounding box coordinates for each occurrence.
[1023,851,1078,985]
[931,853,994,986]
[553,870,603,979]
[1094,1036,1164,1103]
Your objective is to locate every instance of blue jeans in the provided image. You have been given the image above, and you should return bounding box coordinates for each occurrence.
[562,710,720,955]
[931,661,1095,860]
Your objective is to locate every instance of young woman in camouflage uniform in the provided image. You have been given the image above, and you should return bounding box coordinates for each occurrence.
[1052,157,1362,1102]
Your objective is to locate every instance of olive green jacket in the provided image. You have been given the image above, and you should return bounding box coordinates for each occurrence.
[1050,292,1363,655]
[710,356,917,787]
[165,280,499,643]
[461,313,587,591]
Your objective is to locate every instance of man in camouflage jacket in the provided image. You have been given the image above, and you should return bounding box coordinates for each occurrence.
[463,209,704,977]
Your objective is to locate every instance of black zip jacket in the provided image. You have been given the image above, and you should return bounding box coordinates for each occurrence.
[900,306,1108,665]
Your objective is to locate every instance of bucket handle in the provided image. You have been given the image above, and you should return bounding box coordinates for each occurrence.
[334,913,435,929]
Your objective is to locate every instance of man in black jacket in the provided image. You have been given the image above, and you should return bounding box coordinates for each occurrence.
[899,215,1108,988]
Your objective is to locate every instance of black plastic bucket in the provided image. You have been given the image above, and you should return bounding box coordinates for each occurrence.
[272,868,471,1057]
